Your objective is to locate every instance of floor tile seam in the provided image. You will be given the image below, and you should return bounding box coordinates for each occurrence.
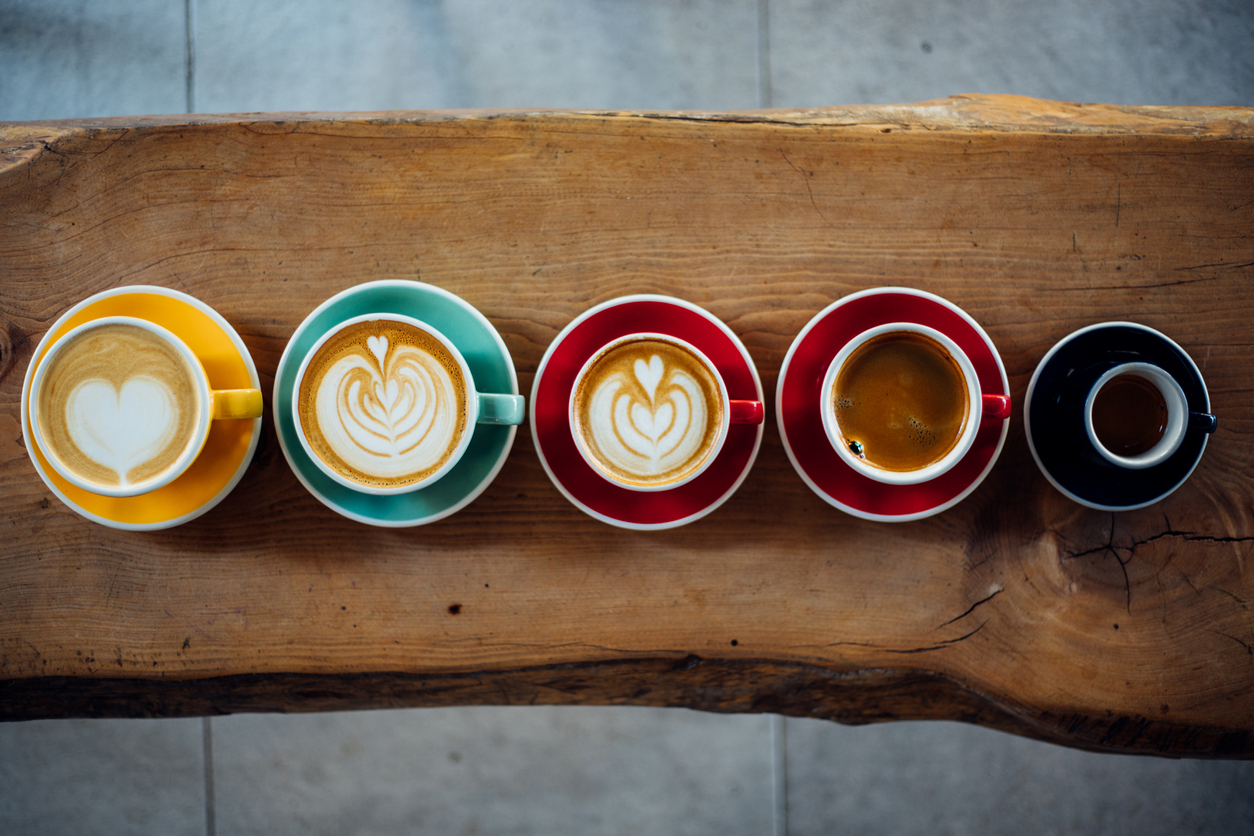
[203,716,216,836]
[772,714,788,836]
[186,0,198,113]
[758,0,772,109]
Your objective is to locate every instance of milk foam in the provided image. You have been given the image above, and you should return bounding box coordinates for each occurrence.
[301,322,467,486]
[577,340,720,486]
[67,377,181,485]
[36,323,201,489]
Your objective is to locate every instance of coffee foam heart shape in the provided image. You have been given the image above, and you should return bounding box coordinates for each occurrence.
[67,377,182,485]
[634,355,664,400]
[573,335,725,489]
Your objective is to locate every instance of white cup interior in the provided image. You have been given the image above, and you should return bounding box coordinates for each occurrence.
[821,322,982,486]
[569,332,731,492]
[291,312,479,495]
[1084,362,1187,470]
[29,316,214,497]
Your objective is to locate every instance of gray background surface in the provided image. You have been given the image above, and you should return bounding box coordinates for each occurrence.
[2,0,1253,833]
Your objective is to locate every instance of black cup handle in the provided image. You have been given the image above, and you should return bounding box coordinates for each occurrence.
[1188,411,1218,433]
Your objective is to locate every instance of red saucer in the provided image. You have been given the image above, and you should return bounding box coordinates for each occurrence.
[531,296,764,529]
[777,288,1010,521]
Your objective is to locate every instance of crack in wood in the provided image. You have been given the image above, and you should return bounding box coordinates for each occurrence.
[778,148,829,225]
[799,625,990,656]
[885,621,988,654]
[1064,514,1133,614]
[1208,630,1254,658]
[1080,276,1219,291]
[1063,521,1254,616]
[1176,260,1254,271]
[935,589,1003,631]
[1210,587,1250,609]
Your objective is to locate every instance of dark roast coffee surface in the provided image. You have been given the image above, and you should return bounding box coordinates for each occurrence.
[1091,374,1167,456]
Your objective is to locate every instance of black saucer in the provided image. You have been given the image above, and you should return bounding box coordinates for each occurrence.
[1025,323,1213,511]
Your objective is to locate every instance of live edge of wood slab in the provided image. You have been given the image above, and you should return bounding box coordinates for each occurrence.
[1,95,1252,758]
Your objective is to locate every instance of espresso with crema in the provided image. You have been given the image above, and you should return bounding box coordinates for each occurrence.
[298,319,469,489]
[573,337,724,488]
[35,323,203,490]
[832,331,969,472]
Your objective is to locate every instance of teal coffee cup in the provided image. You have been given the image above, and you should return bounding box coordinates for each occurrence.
[291,311,524,495]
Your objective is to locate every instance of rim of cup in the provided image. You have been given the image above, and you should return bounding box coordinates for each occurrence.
[291,312,479,495]
[569,332,732,493]
[29,315,214,498]
[1084,361,1187,470]
[821,322,982,486]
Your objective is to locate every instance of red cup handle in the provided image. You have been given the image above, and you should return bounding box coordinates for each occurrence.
[982,394,1011,420]
[730,400,765,425]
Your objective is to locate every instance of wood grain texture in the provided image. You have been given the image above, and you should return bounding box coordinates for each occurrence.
[2,95,1252,757]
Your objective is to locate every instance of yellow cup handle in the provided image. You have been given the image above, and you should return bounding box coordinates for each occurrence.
[212,389,264,420]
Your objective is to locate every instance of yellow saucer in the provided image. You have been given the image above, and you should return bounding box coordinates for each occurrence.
[21,286,261,530]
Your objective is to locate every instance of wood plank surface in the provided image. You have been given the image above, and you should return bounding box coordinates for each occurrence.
[2,95,1252,757]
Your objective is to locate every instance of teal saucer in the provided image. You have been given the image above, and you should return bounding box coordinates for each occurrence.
[274,281,519,526]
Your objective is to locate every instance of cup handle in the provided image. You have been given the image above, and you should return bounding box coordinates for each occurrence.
[1188,411,1219,433]
[730,400,765,425]
[212,389,264,420]
[981,394,1012,420]
[477,393,526,425]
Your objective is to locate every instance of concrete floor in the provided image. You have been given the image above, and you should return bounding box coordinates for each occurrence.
[2,1,1254,834]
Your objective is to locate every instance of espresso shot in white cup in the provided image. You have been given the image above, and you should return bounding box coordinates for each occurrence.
[29,316,264,498]
[821,322,1011,486]
[1084,361,1215,470]
[569,333,764,492]
[291,313,525,495]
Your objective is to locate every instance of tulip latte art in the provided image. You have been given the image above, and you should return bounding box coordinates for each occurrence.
[36,323,203,490]
[574,338,723,488]
[298,320,468,488]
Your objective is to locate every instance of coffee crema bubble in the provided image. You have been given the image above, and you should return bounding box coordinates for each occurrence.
[833,331,969,473]
[36,323,203,490]
[574,338,723,488]
[298,320,468,489]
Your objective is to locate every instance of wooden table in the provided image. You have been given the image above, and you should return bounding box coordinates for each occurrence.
[2,95,1251,758]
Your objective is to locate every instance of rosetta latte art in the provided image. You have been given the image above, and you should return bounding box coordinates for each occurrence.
[313,333,462,480]
[584,352,711,483]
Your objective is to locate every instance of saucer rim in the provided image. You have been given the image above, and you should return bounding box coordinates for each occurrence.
[775,287,1011,523]
[529,294,764,531]
[272,280,519,528]
[20,285,262,531]
[1024,320,1211,512]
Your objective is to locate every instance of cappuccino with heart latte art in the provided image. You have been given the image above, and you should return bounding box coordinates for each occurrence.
[572,336,724,488]
[297,319,469,490]
[35,322,204,491]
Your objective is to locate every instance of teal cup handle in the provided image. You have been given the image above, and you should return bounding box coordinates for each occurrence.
[477,393,526,425]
